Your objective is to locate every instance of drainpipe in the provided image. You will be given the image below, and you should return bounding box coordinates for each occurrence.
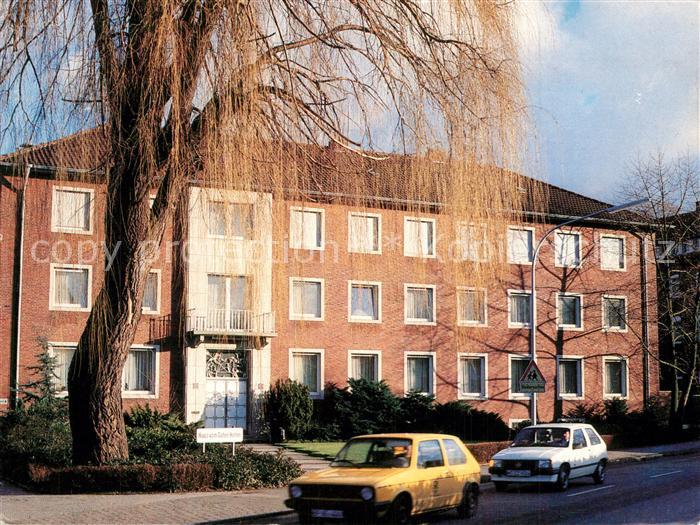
[639,233,651,406]
[12,163,32,408]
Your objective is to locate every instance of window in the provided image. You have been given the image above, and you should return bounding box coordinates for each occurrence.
[51,187,92,233]
[404,285,436,324]
[349,281,381,322]
[555,231,581,267]
[349,351,380,383]
[557,357,583,398]
[457,288,487,326]
[49,344,76,394]
[458,354,487,398]
[290,207,324,250]
[585,428,602,446]
[405,353,435,394]
[417,440,444,468]
[208,201,254,238]
[442,439,467,465]
[600,235,626,270]
[508,227,534,264]
[456,223,489,262]
[142,270,160,314]
[603,296,627,331]
[122,346,157,395]
[289,349,323,397]
[508,291,531,327]
[404,217,435,257]
[50,264,91,311]
[290,278,324,320]
[558,293,582,329]
[348,212,381,254]
[207,274,250,328]
[604,357,628,398]
[509,356,530,397]
[573,429,587,449]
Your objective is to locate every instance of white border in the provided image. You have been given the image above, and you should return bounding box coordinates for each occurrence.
[122,344,161,399]
[599,233,627,271]
[289,277,325,321]
[289,206,325,250]
[403,351,437,396]
[348,211,382,254]
[456,287,488,327]
[507,289,532,329]
[602,355,629,399]
[403,216,437,258]
[507,226,535,265]
[556,292,584,331]
[554,229,583,268]
[348,280,382,323]
[404,283,437,325]
[347,350,382,382]
[602,295,628,332]
[49,263,93,312]
[289,348,325,398]
[51,186,95,235]
[142,269,162,315]
[457,352,488,399]
[556,355,585,400]
[47,342,78,397]
[508,354,532,400]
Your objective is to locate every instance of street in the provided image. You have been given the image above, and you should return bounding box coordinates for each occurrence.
[241,453,700,525]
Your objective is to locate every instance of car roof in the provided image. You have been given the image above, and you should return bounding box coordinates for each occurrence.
[526,423,593,429]
[352,433,459,440]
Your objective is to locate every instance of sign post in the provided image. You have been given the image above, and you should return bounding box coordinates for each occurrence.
[196,427,244,455]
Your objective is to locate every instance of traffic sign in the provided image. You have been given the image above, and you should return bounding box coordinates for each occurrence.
[519,360,546,393]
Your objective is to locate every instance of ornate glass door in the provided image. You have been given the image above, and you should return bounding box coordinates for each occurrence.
[204,349,248,428]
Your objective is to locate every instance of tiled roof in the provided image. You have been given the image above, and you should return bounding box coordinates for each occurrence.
[0,128,648,224]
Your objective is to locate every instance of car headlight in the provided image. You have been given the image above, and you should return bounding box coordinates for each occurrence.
[538,460,552,469]
[290,485,302,498]
[491,459,503,468]
[360,487,374,501]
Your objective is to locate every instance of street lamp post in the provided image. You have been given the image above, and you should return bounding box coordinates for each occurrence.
[528,198,649,425]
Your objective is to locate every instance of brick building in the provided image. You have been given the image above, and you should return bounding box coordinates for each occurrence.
[0,131,660,433]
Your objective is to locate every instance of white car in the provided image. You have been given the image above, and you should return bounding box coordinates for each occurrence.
[488,423,608,491]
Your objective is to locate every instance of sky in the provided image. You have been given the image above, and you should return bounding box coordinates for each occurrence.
[516,0,700,202]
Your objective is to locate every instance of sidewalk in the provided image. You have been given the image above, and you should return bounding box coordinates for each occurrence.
[1,440,699,525]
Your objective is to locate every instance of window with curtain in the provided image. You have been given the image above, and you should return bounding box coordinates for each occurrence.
[458,289,486,325]
[349,213,380,253]
[51,345,76,393]
[457,223,488,262]
[601,236,625,270]
[208,201,227,236]
[230,203,254,238]
[122,348,156,393]
[510,357,529,394]
[603,297,626,330]
[406,355,433,394]
[508,228,533,263]
[556,232,581,266]
[405,286,434,322]
[53,267,89,308]
[350,283,379,321]
[558,294,582,328]
[604,359,626,396]
[459,356,485,396]
[291,279,322,319]
[404,218,434,257]
[230,276,248,311]
[52,188,91,232]
[292,352,321,393]
[290,209,323,249]
[350,353,379,382]
[558,359,581,396]
[509,292,531,326]
[142,271,159,313]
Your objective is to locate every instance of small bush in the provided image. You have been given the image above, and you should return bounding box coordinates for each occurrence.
[210,448,302,490]
[435,401,511,442]
[125,405,200,463]
[398,391,436,431]
[266,379,313,441]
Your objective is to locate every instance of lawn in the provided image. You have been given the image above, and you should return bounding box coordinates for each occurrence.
[282,441,346,459]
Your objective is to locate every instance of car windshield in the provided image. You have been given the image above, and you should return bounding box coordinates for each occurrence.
[511,427,571,448]
[331,438,412,468]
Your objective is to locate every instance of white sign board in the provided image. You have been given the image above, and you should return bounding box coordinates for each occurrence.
[197,427,244,443]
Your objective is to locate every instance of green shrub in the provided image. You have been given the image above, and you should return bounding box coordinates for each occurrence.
[398,391,436,431]
[435,401,511,441]
[266,379,313,441]
[210,448,302,490]
[125,405,200,463]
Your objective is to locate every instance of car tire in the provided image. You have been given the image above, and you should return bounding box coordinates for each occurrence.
[593,460,606,484]
[297,511,313,525]
[494,482,508,492]
[457,484,479,519]
[555,464,570,492]
[387,494,412,525]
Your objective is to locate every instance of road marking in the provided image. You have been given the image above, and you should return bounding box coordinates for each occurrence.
[566,485,615,497]
[650,470,682,479]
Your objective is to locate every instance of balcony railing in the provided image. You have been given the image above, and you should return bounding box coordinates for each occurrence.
[186,309,276,337]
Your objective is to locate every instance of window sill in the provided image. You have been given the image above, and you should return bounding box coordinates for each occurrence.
[142,310,161,316]
[51,226,93,235]
[602,327,628,333]
[290,316,324,322]
[458,321,488,328]
[123,392,158,399]
[558,394,584,401]
[289,245,325,251]
[349,249,382,255]
[405,320,437,326]
[404,252,437,259]
[554,263,582,269]
[601,266,627,272]
[349,318,382,324]
[508,323,532,329]
[558,325,584,332]
[508,260,534,266]
[508,393,532,400]
[603,394,628,400]
[49,305,91,313]
[459,394,487,401]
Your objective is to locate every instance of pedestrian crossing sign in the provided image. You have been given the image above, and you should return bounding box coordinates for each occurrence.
[519,360,546,393]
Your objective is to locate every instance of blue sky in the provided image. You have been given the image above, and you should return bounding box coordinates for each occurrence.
[518,0,699,201]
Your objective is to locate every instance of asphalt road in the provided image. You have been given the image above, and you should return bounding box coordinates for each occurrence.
[240,453,700,525]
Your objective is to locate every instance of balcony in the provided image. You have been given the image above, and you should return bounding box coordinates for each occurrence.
[186,309,276,339]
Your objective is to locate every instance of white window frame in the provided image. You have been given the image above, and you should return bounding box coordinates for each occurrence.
[602,356,629,399]
[602,295,628,332]
[289,277,325,321]
[599,233,627,271]
[457,353,488,400]
[556,292,584,331]
[456,222,489,263]
[122,345,160,399]
[347,350,382,383]
[141,269,162,315]
[404,351,436,396]
[507,289,532,329]
[49,263,92,312]
[556,355,584,400]
[348,280,382,323]
[404,283,437,326]
[456,287,488,327]
[289,348,325,398]
[554,230,583,268]
[51,185,94,235]
[403,216,436,258]
[347,211,382,254]
[507,226,535,264]
[508,354,532,400]
[289,206,325,250]
[47,342,78,397]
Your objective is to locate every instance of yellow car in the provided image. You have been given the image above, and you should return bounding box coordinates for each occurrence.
[284,433,480,524]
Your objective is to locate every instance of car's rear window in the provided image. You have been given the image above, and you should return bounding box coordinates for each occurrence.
[585,428,602,445]
[442,439,467,465]
[418,439,445,468]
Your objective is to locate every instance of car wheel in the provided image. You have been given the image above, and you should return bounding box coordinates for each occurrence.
[457,484,479,518]
[494,481,508,492]
[297,511,313,525]
[593,460,606,484]
[387,494,412,525]
[555,464,570,491]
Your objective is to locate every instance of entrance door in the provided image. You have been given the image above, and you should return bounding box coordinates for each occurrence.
[204,349,247,429]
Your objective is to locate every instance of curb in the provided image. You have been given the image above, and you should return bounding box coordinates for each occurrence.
[195,510,294,525]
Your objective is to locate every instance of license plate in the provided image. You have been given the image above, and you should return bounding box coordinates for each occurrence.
[311,509,344,519]
[506,469,531,477]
